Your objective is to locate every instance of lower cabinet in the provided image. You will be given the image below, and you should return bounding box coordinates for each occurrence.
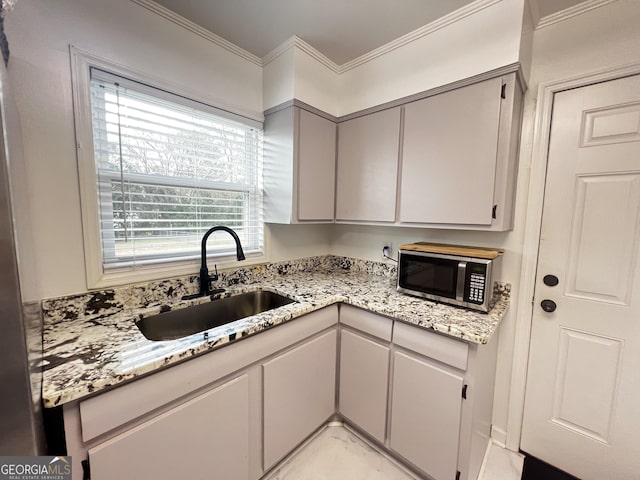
[63,306,338,480]
[339,328,390,443]
[263,329,337,470]
[88,374,250,480]
[338,306,497,480]
[389,351,464,480]
[60,304,498,480]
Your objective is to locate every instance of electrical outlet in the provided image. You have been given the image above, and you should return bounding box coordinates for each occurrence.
[382,241,393,259]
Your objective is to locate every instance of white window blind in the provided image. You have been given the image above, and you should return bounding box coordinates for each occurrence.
[89,68,263,269]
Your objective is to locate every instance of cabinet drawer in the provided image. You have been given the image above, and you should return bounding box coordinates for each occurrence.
[393,321,468,370]
[340,304,392,341]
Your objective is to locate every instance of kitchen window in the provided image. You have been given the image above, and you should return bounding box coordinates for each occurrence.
[72,51,264,287]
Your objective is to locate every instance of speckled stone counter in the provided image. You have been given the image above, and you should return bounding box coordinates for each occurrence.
[41,255,510,408]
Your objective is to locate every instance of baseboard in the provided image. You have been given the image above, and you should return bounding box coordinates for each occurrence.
[490,425,507,448]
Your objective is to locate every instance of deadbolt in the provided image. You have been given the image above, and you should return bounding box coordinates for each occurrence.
[543,274,559,287]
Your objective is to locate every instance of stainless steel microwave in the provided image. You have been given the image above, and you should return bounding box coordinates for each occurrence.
[397,243,503,312]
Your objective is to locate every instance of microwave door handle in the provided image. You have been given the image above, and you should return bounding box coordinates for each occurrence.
[456,261,467,302]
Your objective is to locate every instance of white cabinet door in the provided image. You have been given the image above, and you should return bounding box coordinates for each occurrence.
[336,108,401,222]
[339,328,390,443]
[399,77,502,226]
[263,329,337,470]
[88,374,250,480]
[390,351,463,480]
[297,108,336,221]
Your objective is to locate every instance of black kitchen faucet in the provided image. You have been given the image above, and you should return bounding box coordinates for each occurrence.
[183,226,245,300]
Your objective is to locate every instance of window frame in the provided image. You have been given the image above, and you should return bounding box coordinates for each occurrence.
[71,47,267,288]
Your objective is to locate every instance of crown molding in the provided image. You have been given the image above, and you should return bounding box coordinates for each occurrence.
[262,36,341,73]
[129,0,262,66]
[132,0,514,76]
[261,36,297,66]
[536,0,618,29]
[290,36,341,73]
[340,0,501,72]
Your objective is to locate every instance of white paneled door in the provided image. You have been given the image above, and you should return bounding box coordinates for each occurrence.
[521,74,640,479]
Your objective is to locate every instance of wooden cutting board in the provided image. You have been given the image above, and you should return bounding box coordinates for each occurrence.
[399,242,504,260]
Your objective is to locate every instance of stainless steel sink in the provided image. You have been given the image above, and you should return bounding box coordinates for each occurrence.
[136,290,296,341]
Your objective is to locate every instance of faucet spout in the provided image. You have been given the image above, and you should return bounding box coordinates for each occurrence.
[200,226,246,267]
[184,226,246,299]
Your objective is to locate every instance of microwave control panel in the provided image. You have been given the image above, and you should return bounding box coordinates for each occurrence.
[464,263,487,304]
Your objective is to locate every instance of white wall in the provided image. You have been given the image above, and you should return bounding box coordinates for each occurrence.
[263,47,295,111]
[1,66,39,303]
[263,42,339,115]
[530,0,640,87]
[268,224,332,263]
[293,48,339,116]
[5,0,265,299]
[519,0,534,83]
[337,0,526,115]
[265,1,528,116]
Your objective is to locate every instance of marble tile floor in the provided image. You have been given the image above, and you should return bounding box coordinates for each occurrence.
[263,423,524,480]
[479,441,524,480]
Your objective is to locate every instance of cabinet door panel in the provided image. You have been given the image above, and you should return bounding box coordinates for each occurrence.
[263,329,337,469]
[88,374,250,480]
[336,108,401,222]
[390,351,463,480]
[339,329,389,442]
[297,109,336,221]
[400,78,502,225]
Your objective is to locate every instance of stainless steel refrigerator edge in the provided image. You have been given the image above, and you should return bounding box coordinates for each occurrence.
[0,54,45,454]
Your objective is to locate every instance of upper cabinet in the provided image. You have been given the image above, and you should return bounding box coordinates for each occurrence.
[399,73,522,230]
[335,107,401,222]
[263,104,337,224]
[263,68,524,230]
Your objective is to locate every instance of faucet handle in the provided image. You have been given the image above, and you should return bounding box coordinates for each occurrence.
[211,264,219,281]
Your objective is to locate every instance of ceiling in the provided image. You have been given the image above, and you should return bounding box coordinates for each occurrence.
[152,0,592,65]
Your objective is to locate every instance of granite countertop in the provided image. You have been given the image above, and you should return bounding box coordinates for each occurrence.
[41,256,510,408]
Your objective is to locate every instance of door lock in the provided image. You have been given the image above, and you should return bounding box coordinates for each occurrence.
[540,299,557,313]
